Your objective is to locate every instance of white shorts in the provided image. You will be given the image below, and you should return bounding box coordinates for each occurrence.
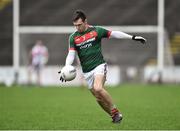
[83,63,108,89]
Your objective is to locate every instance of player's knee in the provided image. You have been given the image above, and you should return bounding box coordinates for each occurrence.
[93,84,103,94]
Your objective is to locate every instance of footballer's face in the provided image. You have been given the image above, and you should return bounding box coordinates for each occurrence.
[73,18,87,33]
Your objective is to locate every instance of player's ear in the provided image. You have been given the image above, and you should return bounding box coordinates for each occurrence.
[84,19,87,24]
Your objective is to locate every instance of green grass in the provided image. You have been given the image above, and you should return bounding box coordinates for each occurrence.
[0,84,180,130]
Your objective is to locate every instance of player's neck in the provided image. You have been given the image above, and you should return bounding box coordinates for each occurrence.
[78,24,89,33]
[84,24,89,32]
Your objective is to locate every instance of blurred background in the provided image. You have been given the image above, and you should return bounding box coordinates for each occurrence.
[0,0,180,86]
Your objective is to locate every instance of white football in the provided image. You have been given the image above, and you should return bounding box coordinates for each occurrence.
[61,65,76,81]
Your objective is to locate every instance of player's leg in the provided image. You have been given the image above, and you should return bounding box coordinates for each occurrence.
[90,74,113,115]
[90,64,122,123]
[37,70,41,86]
[28,66,33,85]
[83,63,122,123]
[36,64,41,86]
[91,75,122,123]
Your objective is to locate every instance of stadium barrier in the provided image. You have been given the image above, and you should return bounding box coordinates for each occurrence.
[1,66,180,87]
[0,66,120,86]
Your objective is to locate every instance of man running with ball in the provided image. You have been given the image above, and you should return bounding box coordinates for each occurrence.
[59,10,146,123]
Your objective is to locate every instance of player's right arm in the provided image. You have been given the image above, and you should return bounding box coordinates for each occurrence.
[59,34,76,82]
[65,34,76,66]
[65,50,76,65]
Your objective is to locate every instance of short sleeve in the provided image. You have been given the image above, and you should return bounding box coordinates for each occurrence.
[68,34,76,51]
[95,26,111,39]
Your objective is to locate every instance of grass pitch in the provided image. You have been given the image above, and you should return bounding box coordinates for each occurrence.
[0,84,180,130]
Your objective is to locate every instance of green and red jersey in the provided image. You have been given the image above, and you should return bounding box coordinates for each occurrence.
[69,26,111,73]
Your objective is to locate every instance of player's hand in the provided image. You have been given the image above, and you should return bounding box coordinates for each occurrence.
[58,71,66,82]
[132,35,147,44]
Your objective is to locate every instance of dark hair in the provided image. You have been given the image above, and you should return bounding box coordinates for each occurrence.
[73,10,86,22]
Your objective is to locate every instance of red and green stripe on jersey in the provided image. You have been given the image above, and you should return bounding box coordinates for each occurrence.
[69,26,111,73]
[74,31,98,45]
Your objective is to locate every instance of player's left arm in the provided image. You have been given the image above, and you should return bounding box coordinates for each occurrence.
[109,31,147,44]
